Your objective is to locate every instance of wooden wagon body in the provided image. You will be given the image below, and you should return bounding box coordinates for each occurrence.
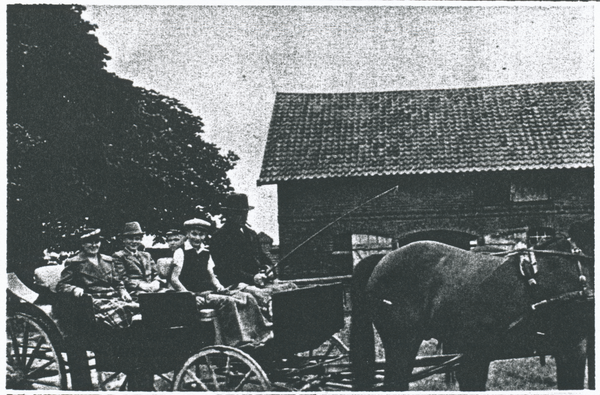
[6,272,348,391]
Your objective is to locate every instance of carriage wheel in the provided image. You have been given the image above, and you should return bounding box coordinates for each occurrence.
[173,345,272,391]
[6,312,68,390]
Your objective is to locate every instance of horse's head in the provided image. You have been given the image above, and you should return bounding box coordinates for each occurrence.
[528,233,594,312]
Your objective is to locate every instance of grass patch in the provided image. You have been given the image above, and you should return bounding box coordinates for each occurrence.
[337,315,588,390]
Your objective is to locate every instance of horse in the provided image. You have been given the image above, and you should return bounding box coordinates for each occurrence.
[350,229,594,391]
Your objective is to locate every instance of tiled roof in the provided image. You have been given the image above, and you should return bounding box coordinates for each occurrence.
[258,81,594,185]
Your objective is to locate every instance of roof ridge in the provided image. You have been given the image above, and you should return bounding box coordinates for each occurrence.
[273,80,593,97]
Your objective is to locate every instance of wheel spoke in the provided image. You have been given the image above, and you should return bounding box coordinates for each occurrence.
[186,367,210,391]
[205,354,221,390]
[27,359,56,379]
[27,377,63,389]
[25,336,46,370]
[232,369,254,391]
[8,321,23,365]
[99,372,123,390]
[224,354,232,387]
[21,321,30,365]
[119,375,129,391]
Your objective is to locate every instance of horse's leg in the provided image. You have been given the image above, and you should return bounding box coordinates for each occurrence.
[376,322,421,391]
[587,318,595,389]
[455,356,490,391]
[587,333,595,389]
[555,338,587,390]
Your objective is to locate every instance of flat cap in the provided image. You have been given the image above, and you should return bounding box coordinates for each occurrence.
[183,218,211,230]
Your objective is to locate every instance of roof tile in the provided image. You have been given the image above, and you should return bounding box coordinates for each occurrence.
[258,81,594,185]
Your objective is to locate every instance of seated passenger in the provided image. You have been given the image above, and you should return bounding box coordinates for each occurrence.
[172,218,272,347]
[164,228,189,292]
[210,193,296,309]
[113,222,162,296]
[56,228,139,329]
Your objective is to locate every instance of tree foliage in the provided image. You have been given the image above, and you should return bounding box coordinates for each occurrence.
[7,5,238,273]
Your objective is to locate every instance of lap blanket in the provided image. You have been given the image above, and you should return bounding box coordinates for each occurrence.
[196,290,272,347]
[92,297,140,329]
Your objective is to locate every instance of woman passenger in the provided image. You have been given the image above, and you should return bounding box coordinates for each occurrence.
[56,228,139,329]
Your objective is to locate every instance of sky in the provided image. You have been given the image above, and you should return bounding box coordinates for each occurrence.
[81,3,595,244]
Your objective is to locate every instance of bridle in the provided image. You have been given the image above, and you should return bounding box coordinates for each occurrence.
[506,240,594,332]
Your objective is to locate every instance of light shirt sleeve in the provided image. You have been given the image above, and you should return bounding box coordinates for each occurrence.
[173,248,184,268]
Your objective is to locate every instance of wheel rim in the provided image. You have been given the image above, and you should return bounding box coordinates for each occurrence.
[173,345,271,391]
[6,313,67,390]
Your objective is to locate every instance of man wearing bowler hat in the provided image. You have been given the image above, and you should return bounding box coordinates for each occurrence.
[113,221,161,296]
[211,193,274,289]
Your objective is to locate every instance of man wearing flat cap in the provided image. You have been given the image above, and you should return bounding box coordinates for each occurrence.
[113,221,161,296]
[172,218,226,293]
[172,217,272,347]
[210,193,274,289]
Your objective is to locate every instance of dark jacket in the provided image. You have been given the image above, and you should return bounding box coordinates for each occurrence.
[113,249,157,294]
[210,223,273,287]
[56,252,124,297]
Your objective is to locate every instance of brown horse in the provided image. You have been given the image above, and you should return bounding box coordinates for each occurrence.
[351,231,594,391]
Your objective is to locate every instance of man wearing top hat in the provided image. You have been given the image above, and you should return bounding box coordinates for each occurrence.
[113,221,161,296]
[210,193,274,289]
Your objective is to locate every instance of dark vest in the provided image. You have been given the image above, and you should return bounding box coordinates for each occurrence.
[180,249,213,293]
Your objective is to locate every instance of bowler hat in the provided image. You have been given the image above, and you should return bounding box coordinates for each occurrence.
[121,221,144,236]
[221,193,254,211]
[183,218,212,231]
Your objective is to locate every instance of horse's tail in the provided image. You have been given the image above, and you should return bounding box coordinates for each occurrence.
[350,253,384,390]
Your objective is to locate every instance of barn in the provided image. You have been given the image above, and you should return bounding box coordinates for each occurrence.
[258,81,594,279]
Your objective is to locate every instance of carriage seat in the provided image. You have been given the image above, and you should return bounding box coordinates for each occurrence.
[33,264,64,293]
[156,257,175,280]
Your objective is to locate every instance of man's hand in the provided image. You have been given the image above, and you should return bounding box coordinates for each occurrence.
[119,289,133,302]
[149,280,161,292]
[254,273,268,288]
[138,281,160,293]
[73,287,85,298]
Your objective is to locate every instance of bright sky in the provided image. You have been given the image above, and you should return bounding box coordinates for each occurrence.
[82,3,595,244]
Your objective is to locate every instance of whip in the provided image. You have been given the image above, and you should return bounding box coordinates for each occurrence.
[265,184,399,277]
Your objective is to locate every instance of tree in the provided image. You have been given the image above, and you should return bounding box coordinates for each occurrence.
[7,5,238,278]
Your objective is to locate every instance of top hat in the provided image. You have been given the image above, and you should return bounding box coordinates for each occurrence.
[221,193,254,212]
[183,218,212,231]
[79,228,102,242]
[121,221,144,236]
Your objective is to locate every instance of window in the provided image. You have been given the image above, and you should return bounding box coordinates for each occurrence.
[510,182,549,202]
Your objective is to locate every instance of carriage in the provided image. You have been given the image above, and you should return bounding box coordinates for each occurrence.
[7,230,595,391]
[7,271,351,391]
